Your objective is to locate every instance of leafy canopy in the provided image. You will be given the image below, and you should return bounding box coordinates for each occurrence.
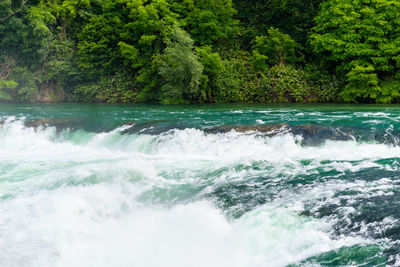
[312,0,400,103]
[158,25,203,104]
[252,27,299,70]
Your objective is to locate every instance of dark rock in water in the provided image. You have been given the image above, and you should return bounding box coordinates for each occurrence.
[24,118,83,132]
[0,120,4,125]
[290,123,354,146]
[299,210,312,217]
[25,118,74,128]
[118,121,397,146]
[121,120,186,135]
[384,246,400,265]
[203,123,289,134]
[122,121,136,126]
[357,129,400,146]
[204,123,354,146]
[315,204,340,218]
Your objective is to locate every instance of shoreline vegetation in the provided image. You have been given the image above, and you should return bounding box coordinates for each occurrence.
[1,0,400,104]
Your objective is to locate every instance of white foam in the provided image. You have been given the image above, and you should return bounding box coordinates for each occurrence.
[0,186,364,267]
[0,119,396,267]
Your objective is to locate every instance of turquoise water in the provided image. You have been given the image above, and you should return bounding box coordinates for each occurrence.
[1,104,400,266]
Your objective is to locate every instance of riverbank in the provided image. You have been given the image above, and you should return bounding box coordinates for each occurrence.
[3,1,400,105]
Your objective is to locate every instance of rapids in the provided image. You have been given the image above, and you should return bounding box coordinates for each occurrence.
[1,104,400,266]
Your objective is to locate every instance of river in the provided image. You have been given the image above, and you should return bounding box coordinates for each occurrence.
[0,104,399,266]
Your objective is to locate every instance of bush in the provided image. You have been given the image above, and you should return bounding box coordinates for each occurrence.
[158,26,203,104]
[9,67,38,102]
[0,79,17,101]
[196,45,224,102]
[213,59,242,103]
[265,64,311,103]
[304,64,341,102]
[74,72,139,103]
[252,27,300,69]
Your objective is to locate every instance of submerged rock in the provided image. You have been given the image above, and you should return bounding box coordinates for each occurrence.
[204,123,354,146]
[122,121,135,126]
[24,118,82,132]
[203,123,289,134]
[299,210,312,217]
[121,120,186,135]
[290,123,354,146]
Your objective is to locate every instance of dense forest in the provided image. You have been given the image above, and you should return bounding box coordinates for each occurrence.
[1,0,400,104]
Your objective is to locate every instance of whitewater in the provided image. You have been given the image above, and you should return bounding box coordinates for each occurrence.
[0,104,400,266]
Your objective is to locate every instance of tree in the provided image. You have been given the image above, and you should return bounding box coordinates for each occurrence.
[76,0,182,103]
[78,0,177,75]
[31,0,91,39]
[0,0,51,67]
[0,0,54,101]
[312,0,400,103]
[266,64,311,103]
[169,0,238,46]
[252,27,299,70]
[0,0,29,22]
[196,45,224,101]
[233,0,322,47]
[0,79,17,100]
[0,57,16,100]
[0,0,28,22]
[158,25,203,104]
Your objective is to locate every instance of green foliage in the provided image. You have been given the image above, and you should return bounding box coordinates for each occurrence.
[78,0,177,74]
[212,52,246,103]
[0,0,53,101]
[196,45,224,101]
[265,64,311,103]
[77,14,116,73]
[212,61,241,103]
[9,66,38,101]
[214,52,337,104]
[0,79,17,101]
[0,1,52,68]
[75,0,180,104]
[40,39,82,94]
[134,57,162,103]
[36,0,91,20]
[2,0,400,104]
[221,51,270,103]
[379,78,400,103]
[158,25,203,104]
[312,0,400,103]
[74,71,138,103]
[31,0,91,41]
[233,0,323,48]
[304,64,341,102]
[213,51,313,104]
[252,27,299,69]
[341,64,381,102]
[0,55,39,102]
[169,0,238,46]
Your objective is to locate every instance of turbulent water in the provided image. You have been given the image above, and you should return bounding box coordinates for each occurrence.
[1,104,400,266]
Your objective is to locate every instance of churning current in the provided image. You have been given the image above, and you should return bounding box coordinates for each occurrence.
[1,104,400,266]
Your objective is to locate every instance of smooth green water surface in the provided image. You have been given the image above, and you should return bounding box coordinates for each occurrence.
[1,104,400,266]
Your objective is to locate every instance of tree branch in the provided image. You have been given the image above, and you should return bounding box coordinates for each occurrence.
[0,0,29,22]
[0,58,15,80]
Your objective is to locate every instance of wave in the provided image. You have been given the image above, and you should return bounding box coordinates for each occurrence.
[1,118,400,164]
[3,116,400,145]
[1,117,400,266]
[0,191,366,267]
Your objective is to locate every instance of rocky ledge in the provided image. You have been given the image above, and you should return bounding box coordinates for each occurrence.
[204,123,354,146]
